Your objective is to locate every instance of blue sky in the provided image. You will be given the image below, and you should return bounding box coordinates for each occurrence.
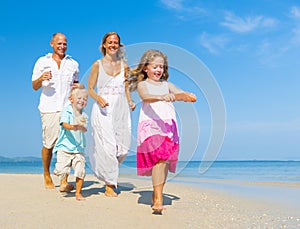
[0,0,299,160]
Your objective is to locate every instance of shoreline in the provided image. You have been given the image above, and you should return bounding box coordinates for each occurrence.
[1,174,299,228]
[168,176,300,210]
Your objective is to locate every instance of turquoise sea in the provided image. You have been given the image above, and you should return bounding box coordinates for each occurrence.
[1,158,299,209]
[1,159,299,182]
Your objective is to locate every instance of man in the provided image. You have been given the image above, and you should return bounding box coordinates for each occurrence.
[32,32,81,191]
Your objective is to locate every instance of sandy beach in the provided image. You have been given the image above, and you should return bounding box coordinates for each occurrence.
[0,174,299,229]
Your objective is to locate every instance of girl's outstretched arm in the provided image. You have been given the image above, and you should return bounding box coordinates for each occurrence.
[168,82,197,102]
[137,81,175,102]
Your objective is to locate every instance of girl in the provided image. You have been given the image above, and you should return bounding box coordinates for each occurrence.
[129,49,196,213]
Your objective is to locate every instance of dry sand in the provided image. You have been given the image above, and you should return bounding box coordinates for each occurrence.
[0,174,299,229]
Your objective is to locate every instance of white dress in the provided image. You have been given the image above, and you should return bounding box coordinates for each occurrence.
[89,60,131,186]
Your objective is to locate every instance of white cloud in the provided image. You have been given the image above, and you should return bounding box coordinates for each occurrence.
[160,0,184,11]
[255,7,300,65]
[159,0,206,19]
[221,11,277,33]
[199,32,228,54]
[289,6,300,45]
[290,6,300,19]
[261,17,278,27]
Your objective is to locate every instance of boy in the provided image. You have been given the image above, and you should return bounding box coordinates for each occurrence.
[53,88,88,201]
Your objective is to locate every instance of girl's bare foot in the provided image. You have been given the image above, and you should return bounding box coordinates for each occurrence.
[151,194,164,214]
[76,194,86,201]
[44,175,55,189]
[152,200,164,214]
[105,185,118,197]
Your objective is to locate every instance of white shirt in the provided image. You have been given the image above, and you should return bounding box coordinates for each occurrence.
[32,53,79,113]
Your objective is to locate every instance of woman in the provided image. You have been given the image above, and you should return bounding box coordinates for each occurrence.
[88,32,135,197]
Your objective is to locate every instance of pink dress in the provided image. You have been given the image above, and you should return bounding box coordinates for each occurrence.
[137,81,179,176]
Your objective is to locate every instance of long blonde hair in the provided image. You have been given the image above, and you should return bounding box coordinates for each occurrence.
[128,49,169,91]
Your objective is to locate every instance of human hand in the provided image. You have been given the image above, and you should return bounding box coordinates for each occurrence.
[40,70,52,82]
[41,71,53,87]
[161,93,176,102]
[97,96,109,108]
[72,83,84,89]
[129,101,136,111]
[72,124,86,132]
[174,92,197,102]
[75,115,87,128]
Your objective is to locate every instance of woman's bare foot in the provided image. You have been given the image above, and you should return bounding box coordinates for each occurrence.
[44,175,55,189]
[175,92,197,102]
[105,185,118,197]
[76,194,86,201]
[59,183,74,192]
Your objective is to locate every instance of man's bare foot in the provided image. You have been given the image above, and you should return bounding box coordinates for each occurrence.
[105,185,118,197]
[76,194,86,201]
[44,175,55,189]
[59,183,74,192]
[175,92,197,102]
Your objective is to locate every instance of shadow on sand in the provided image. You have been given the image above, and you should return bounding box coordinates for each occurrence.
[132,190,180,214]
[61,180,135,198]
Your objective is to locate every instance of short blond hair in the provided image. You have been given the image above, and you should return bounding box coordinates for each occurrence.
[70,88,88,100]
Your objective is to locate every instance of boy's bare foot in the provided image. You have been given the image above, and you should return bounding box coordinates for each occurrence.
[175,92,197,102]
[44,175,55,189]
[76,194,86,201]
[59,184,74,192]
[105,185,118,197]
